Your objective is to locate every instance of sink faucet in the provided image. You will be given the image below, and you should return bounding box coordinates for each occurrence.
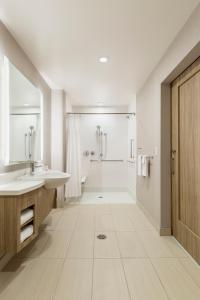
[30,161,35,175]
[30,161,44,175]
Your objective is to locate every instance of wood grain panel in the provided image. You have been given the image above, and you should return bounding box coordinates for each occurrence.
[37,188,56,227]
[179,72,200,236]
[0,199,5,257]
[171,56,200,264]
[0,187,56,257]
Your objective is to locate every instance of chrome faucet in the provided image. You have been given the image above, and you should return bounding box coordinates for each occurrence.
[30,161,43,175]
[30,161,35,175]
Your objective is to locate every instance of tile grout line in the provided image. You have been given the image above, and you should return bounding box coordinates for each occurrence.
[51,258,65,300]
[64,207,82,259]
[115,230,132,300]
[51,208,81,299]
[91,223,96,300]
[149,258,171,300]
[36,211,66,260]
[178,258,200,290]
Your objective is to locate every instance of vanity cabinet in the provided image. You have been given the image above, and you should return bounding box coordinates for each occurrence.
[0,187,56,254]
[37,187,56,227]
[0,201,5,257]
[4,190,39,253]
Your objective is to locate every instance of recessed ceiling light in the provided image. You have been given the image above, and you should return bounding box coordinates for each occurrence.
[99,57,108,63]
[24,103,30,106]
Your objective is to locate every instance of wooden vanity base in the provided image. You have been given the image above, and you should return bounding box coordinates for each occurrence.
[0,187,56,254]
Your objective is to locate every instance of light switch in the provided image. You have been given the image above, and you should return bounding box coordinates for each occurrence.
[154,146,158,156]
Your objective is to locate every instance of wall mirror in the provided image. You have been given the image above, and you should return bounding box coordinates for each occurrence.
[0,57,43,169]
[9,61,43,164]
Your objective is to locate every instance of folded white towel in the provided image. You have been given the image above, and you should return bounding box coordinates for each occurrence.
[81,176,87,184]
[20,208,34,225]
[137,155,142,176]
[20,225,34,243]
[141,155,149,177]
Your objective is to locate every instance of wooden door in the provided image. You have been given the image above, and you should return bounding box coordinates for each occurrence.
[171,57,200,264]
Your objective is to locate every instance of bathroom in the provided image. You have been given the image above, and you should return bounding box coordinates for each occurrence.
[1,1,200,299]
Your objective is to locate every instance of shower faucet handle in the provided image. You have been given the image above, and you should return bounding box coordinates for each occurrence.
[83,150,90,157]
[90,151,95,156]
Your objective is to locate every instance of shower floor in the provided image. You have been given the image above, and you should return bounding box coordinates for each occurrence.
[79,191,135,204]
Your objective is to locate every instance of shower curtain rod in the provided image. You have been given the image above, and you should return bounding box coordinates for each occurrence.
[66,112,136,116]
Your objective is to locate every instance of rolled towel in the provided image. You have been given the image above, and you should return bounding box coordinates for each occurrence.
[141,155,149,177]
[137,155,142,176]
[81,176,86,184]
[20,224,34,243]
[20,208,34,225]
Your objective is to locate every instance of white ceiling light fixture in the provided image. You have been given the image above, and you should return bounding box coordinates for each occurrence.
[99,57,108,63]
[24,103,30,106]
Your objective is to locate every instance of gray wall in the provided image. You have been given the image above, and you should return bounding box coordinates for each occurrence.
[136,4,200,231]
[0,21,51,166]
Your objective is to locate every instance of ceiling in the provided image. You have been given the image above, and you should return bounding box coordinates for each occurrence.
[0,0,199,106]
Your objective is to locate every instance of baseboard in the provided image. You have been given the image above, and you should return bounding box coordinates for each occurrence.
[160,227,172,236]
[0,253,14,271]
[136,200,160,231]
[136,200,171,236]
[127,188,136,200]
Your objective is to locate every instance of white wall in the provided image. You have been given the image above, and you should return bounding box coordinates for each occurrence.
[51,92,74,206]
[51,90,66,207]
[79,113,128,190]
[136,4,200,231]
[73,106,128,113]
[51,90,65,171]
[64,94,72,172]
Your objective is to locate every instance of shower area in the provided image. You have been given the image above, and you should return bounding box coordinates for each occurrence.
[66,109,136,204]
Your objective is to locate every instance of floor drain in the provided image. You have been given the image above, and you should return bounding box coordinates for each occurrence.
[97,234,107,240]
[98,196,103,199]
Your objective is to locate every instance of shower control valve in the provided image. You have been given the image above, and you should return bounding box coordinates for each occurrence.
[83,150,90,157]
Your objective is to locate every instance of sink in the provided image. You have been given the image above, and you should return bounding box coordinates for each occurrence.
[0,180,44,196]
[20,170,71,189]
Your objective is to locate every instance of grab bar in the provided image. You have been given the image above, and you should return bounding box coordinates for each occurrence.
[90,159,124,162]
[28,132,32,160]
[130,139,134,159]
[24,133,28,159]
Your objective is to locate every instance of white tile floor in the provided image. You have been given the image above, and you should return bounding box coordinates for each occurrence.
[0,200,200,299]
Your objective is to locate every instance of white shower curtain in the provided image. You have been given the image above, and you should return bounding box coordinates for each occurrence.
[65,114,82,198]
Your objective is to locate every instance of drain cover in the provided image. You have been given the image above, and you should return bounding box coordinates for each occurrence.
[98,196,103,199]
[97,234,107,240]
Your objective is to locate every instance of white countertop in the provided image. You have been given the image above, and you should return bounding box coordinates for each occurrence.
[0,180,45,196]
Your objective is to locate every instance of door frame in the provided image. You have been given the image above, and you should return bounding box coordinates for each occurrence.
[160,41,200,235]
